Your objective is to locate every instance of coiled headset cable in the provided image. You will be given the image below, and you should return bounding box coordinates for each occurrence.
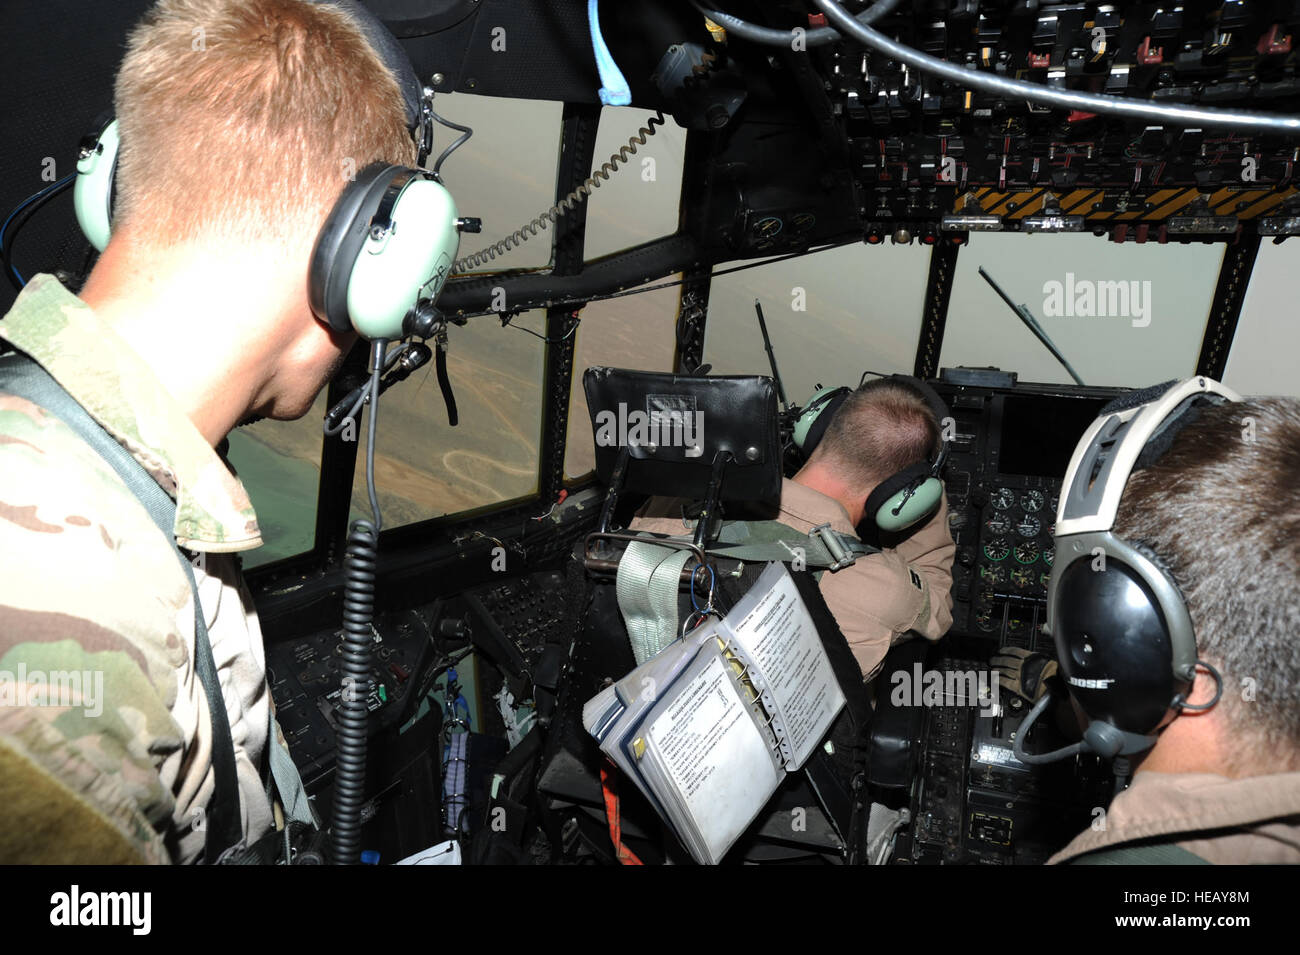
[329,339,387,865]
[452,111,666,273]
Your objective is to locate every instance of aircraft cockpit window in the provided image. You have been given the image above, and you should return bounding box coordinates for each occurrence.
[1224,240,1300,398]
[563,278,682,480]
[348,310,547,526]
[226,392,328,569]
[581,107,687,260]
[939,233,1222,388]
[432,92,564,273]
[702,243,930,399]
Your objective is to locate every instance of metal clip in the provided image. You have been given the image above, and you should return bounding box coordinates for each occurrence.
[810,523,857,571]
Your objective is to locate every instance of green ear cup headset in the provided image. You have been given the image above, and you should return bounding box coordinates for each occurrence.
[794,375,951,534]
[307,164,459,339]
[71,0,461,341]
[73,115,117,254]
[792,384,851,453]
[860,376,950,533]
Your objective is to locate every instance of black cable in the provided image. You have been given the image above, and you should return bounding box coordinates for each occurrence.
[434,341,458,426]
[429,108,473,180]
[453,112,666,272]
[690,0,900,47]
[502,312,581,343]
[2,174,76,291]
[330,340,386,865]
[1011,693,1085,765]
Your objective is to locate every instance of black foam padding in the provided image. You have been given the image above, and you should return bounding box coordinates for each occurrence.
[308,163,401,331]
[1099,379,1178,416]
[1132,398,1207,471]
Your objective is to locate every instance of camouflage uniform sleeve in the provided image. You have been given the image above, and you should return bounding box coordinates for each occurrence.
[0,392,189,864]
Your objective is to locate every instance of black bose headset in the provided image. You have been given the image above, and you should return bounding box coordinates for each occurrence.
[73,0,460,342]
[792,374,951,534]
[1035,376,1239,760]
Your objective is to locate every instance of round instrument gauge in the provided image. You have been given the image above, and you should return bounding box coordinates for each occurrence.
[1010,566,1035,590]
[985,514,1011,535]
[1020,490,1045,513]
[1039,570,1053,589]
[975,611,996,633]
[1016,515,1042,538]
[991,487,1016,511]
[1014,540,1041,564]
[979,563,1007,585]
[1042,546,1054,567]
[983,537,1011,562]
[1049,493,1060,513]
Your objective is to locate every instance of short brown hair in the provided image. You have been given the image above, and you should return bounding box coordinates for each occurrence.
[113,0,417,245]
[1113,397,1300,771]
[812,378,939,491]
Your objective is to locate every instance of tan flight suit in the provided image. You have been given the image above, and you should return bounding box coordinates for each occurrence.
[1050,770,1300,864]
[0,274,276,863]
[632,477,956,681]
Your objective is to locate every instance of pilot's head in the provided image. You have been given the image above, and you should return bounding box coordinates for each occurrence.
[113,0,417,249]
[799,377,941,527]
[1102,396,1300,775]
[90,0,419,419]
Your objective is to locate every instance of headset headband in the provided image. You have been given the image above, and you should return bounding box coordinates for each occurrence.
[1055,376,1243,537]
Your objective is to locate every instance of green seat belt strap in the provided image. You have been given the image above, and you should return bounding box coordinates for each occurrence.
[708,519,879,570]
[616,540,695,665]
[0,351,244,862]
[1069,841,1212,865]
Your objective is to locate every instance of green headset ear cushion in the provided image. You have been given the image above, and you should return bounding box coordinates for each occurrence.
[864,463,943,533]
[309,163,400,332]
[876,476,943,532]
[794,386,850,452]
[345,176,459,340]
[74,119,119,253]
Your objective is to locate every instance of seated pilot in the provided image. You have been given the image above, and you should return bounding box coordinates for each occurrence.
[632,376,956,682]
[1048,395,1300,864]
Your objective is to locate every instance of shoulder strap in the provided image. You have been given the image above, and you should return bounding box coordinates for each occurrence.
[615,540,696,665]
[0,351,243,862]
[710,520,880,570]
[1069,841,1212,865]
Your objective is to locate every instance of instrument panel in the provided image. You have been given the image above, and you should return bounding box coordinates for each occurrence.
[933,373,1120,655]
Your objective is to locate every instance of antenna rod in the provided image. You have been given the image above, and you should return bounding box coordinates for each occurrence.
[978,267,1086,387]
[753,299,790,411]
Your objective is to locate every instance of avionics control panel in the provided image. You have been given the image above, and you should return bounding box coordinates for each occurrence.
[932,374,1121,654]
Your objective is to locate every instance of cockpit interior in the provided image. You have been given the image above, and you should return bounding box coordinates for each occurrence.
[3,0,1297,866]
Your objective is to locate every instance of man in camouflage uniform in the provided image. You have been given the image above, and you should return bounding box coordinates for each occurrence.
[0,0,418,862]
